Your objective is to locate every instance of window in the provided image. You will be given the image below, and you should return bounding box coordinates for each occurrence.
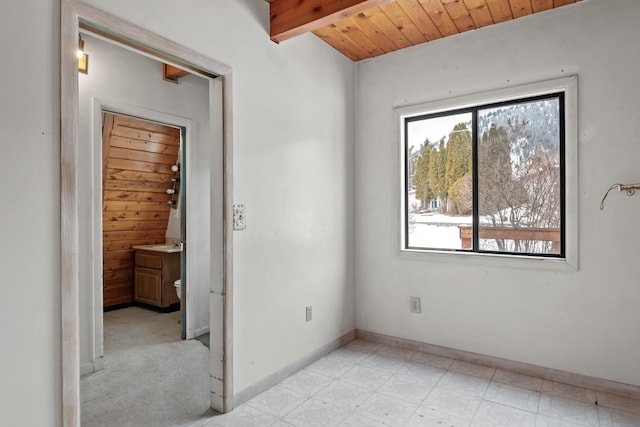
[402,83,571,259]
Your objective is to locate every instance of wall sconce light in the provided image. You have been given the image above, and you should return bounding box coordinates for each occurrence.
[167,163,180,208]
[78,35,89,74]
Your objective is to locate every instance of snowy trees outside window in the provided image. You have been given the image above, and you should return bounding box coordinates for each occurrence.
[404,93,564,257]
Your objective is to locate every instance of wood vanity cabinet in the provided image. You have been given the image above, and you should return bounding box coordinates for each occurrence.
[134,250,180,308]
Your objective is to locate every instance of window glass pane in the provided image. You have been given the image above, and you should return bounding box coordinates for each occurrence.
[407,112,473,250]
[477,97,561,254]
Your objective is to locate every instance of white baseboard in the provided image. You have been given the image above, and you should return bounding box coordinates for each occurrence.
[80,357,104,377]
[357,329,640,400]
[233,330,357,407]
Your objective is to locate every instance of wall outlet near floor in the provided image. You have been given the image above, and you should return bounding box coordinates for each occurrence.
[410,296,421,314]
[305,306,312,322]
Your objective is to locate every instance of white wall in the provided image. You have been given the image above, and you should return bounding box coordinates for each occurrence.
[78,34,212,368]
[355,0,640,387]
[0,0,355,424]
[79,0,356,396]
[0,1,61,424]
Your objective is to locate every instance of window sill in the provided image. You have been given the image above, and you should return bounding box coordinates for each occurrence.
[398,248,578,272]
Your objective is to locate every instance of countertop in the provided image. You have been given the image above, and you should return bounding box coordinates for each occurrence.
[132,244,183,253]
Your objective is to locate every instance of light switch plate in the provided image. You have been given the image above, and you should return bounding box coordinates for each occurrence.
[410,296,421,314]
[233,204,246,230]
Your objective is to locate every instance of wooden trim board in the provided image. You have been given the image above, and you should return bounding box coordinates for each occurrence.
[221,72,234,413]
[60,3,81,425]
[357,329,640,400]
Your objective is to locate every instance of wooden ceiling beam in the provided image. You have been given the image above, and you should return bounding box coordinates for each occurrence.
[162,64,190,84]
[269,0,394,43]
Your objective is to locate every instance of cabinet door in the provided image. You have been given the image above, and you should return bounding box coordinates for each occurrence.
[134,267,162,306]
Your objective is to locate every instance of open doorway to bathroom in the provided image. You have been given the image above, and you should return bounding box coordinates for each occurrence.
[61,3,233,422]
[76,28,221,424]
[84,111,212,426]
[101,112,186,332]
[101,113,183,313]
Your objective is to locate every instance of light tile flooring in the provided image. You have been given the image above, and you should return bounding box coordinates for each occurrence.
[200,340,640,427]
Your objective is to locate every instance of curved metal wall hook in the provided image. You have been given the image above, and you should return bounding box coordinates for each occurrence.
[600,183,640,210]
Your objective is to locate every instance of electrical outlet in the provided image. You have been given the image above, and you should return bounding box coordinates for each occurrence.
[410,296,421,314]
[305,306,312,322]
[233,204,246,230]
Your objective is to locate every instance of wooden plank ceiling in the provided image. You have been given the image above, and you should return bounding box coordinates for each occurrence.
[267,0,582,61]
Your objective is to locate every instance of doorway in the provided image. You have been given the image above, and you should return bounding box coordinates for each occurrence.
[81,29,213,406]
[61,2,234,424]
[101,112,186,333]
[101,113,183,309]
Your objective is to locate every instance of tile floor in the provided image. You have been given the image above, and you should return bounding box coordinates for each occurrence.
[200,339,640,427]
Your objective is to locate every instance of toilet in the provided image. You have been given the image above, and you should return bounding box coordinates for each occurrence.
[174,279,181,300]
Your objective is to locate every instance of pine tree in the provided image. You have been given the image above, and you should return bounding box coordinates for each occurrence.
[428,138,448,209]
[407,145,419,189]
[444,123,472,213]
[413,142,433,206]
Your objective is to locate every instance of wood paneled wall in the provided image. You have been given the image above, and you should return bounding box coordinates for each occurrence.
[102,113,180,307]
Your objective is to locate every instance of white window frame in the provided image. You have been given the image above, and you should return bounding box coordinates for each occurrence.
[396,76,578,270]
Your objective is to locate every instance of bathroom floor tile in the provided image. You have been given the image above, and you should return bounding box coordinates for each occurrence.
[358,353,406,374]
[437,371,491,398]
[314,380,373,411]
[199,404,279,426]
[280,369,334,396]
[410,351,455,370]
[596,391,640,415]
[405,406,471,427]
[329,348,371,364]
[449,360,496,380]
[484,382,541,413]
[535,413,597,427]
[354,392,419,427]
[342,339,383,354]
[471,400,537,427]
[397,361,447,385]
[245,385,308,418]
[307,354,358,379]
[598,407,640,427]
[537,394,599,427]
[336,414,387,426]
[422,387,483,421]
[375,344,417,361]
[377,372,436,405]
[492,370,543,392]
[282,398,348,427]
[339,365,392,391]
[541,381,597,404]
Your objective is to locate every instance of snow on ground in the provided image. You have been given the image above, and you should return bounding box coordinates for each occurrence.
[408,214,501,249]
[408,223,463,249]
[412,213,472,225]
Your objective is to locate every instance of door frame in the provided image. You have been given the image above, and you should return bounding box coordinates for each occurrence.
[92,104,197,363]
[60,1,234,425]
